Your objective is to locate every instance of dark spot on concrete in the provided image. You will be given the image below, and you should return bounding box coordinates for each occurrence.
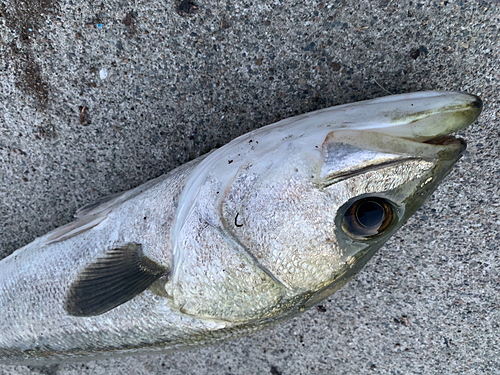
[122,12,135,32]
[443,336,450,347]
[1,0,55,107]
[331,61,341,71]
[270,365,281,375]
[255,58,263,66]
[228,159,233,164]
[7,147,27,157]
[36,124,56,139]
[394,315,410,326]
[410,48,420,59]
[220,19,230,29]
[175,0,198,17]
[303,41,316,51]
[316,305,327,312]
[418,45,429,55]
[1,0,53,39]
[13,51,49,106]
[79,106,91,126]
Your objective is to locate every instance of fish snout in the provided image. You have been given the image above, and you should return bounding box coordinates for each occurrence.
[368,91,482,142]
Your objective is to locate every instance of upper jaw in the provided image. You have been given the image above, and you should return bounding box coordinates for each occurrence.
[270,91,481,153]
[334,91,483,142]
[348,91,483,141]
[323,91,481,160]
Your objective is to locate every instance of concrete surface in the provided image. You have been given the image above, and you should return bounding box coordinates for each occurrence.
[0,0,499,374]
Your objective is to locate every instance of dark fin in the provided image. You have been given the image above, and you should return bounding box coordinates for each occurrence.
[65,243,167,317]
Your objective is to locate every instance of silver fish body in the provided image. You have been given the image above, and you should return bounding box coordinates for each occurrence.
[0,91,481,364]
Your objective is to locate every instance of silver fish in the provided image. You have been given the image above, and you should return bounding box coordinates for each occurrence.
[0,91,481,364]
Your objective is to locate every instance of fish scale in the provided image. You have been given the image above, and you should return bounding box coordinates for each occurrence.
[0,91,481,364]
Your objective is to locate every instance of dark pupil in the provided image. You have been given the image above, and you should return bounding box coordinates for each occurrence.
[356,201,384,228]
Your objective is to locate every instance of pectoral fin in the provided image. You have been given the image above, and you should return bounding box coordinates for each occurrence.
[65,243,167,317]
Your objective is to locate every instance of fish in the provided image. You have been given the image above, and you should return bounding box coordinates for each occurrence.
[0,91,482,364]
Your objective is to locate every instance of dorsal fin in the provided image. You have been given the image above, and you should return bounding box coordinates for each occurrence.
[75,174,169,219]
[45,214,108,244]
[75,190,127,219]
[45,174,170,244]
[64,243,168,317]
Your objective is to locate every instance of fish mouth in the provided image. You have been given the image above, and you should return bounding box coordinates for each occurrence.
[421,135,467,159]
[318,92,482,186]
[367,92,483,225]
[368,91,482,143]
[423,135,465,146]
[358,91,482,159]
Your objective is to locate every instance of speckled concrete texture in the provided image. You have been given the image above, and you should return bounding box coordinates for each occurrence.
[0,0,499,374]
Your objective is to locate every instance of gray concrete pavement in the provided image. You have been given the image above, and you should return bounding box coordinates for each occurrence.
[0,0,499,374]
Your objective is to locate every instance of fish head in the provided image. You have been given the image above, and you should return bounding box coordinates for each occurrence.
[219,92,481,311]
[172,92,481,322]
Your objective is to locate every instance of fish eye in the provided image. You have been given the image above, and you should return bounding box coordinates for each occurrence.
[342,197,395,239]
